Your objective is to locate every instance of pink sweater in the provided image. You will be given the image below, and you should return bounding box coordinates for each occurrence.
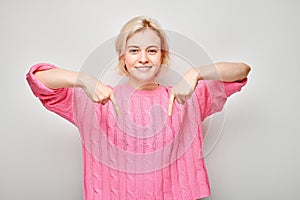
[26,63,247,200]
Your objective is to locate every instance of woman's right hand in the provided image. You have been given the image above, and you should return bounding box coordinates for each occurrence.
[78,72,120,116]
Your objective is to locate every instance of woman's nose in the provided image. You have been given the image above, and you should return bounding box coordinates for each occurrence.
[139,51,149,63]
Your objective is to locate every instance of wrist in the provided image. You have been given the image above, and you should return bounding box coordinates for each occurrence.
[76,72,102,90]
[185,68,201,81]
[76,72,89,88]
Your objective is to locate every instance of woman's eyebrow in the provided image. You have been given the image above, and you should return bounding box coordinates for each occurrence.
[127,45,139,48]
[127,45,160,48]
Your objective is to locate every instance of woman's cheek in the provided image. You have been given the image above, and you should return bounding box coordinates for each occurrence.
[125,56,137,67]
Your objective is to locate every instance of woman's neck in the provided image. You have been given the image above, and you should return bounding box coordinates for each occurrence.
[127,79,159,91]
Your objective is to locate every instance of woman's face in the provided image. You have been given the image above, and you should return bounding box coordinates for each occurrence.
[123,29,162,88]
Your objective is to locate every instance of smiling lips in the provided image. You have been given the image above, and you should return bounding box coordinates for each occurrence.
[135,66,152,72]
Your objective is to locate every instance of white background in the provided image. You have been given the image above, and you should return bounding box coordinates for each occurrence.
[1,0,300,199]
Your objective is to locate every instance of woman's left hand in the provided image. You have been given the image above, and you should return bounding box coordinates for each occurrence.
[168,68,199,116]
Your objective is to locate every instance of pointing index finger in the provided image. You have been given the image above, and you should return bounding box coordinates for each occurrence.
[110,93,121,117]
[168,93,175,116]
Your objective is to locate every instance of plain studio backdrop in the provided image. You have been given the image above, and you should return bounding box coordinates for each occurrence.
[1,0,299,199]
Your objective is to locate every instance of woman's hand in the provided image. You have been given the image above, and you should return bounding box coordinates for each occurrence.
[78,73,120,116]
[168,68,199,116]
[34,67,120,116]
[167,62,251,116]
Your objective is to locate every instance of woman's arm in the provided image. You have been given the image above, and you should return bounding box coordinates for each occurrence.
[34,68,79,89]
[194,62,251,82]
[168,62,251,115]
[34,68,120,115]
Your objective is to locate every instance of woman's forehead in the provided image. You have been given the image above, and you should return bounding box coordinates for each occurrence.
[126,29,161,48]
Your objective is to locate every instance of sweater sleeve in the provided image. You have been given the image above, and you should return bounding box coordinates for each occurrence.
[195,78,248,121]
[26,63,75,124]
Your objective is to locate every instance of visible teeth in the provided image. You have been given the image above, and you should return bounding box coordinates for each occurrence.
[136,66,152,71]
[138,68,149,71]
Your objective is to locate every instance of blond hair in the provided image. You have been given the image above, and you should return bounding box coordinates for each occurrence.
[115,16,169,75]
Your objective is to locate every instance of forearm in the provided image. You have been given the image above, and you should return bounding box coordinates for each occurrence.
[34,68,80,89]
[169,62,250,110]
[195,62,251,82]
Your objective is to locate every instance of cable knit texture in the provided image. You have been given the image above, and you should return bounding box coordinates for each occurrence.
[26,63,247,200]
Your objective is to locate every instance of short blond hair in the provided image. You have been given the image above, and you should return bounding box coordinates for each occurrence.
[115,16,170,75]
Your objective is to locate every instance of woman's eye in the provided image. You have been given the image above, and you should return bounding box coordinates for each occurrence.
[148,49,158,54]
[129,49,139,54]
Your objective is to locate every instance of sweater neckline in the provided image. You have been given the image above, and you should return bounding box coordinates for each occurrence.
[122,82,166,97]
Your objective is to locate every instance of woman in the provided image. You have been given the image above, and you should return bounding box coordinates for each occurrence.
[26,16,250,200]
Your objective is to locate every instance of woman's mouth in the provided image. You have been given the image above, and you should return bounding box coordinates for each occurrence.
[135,66,152,72]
